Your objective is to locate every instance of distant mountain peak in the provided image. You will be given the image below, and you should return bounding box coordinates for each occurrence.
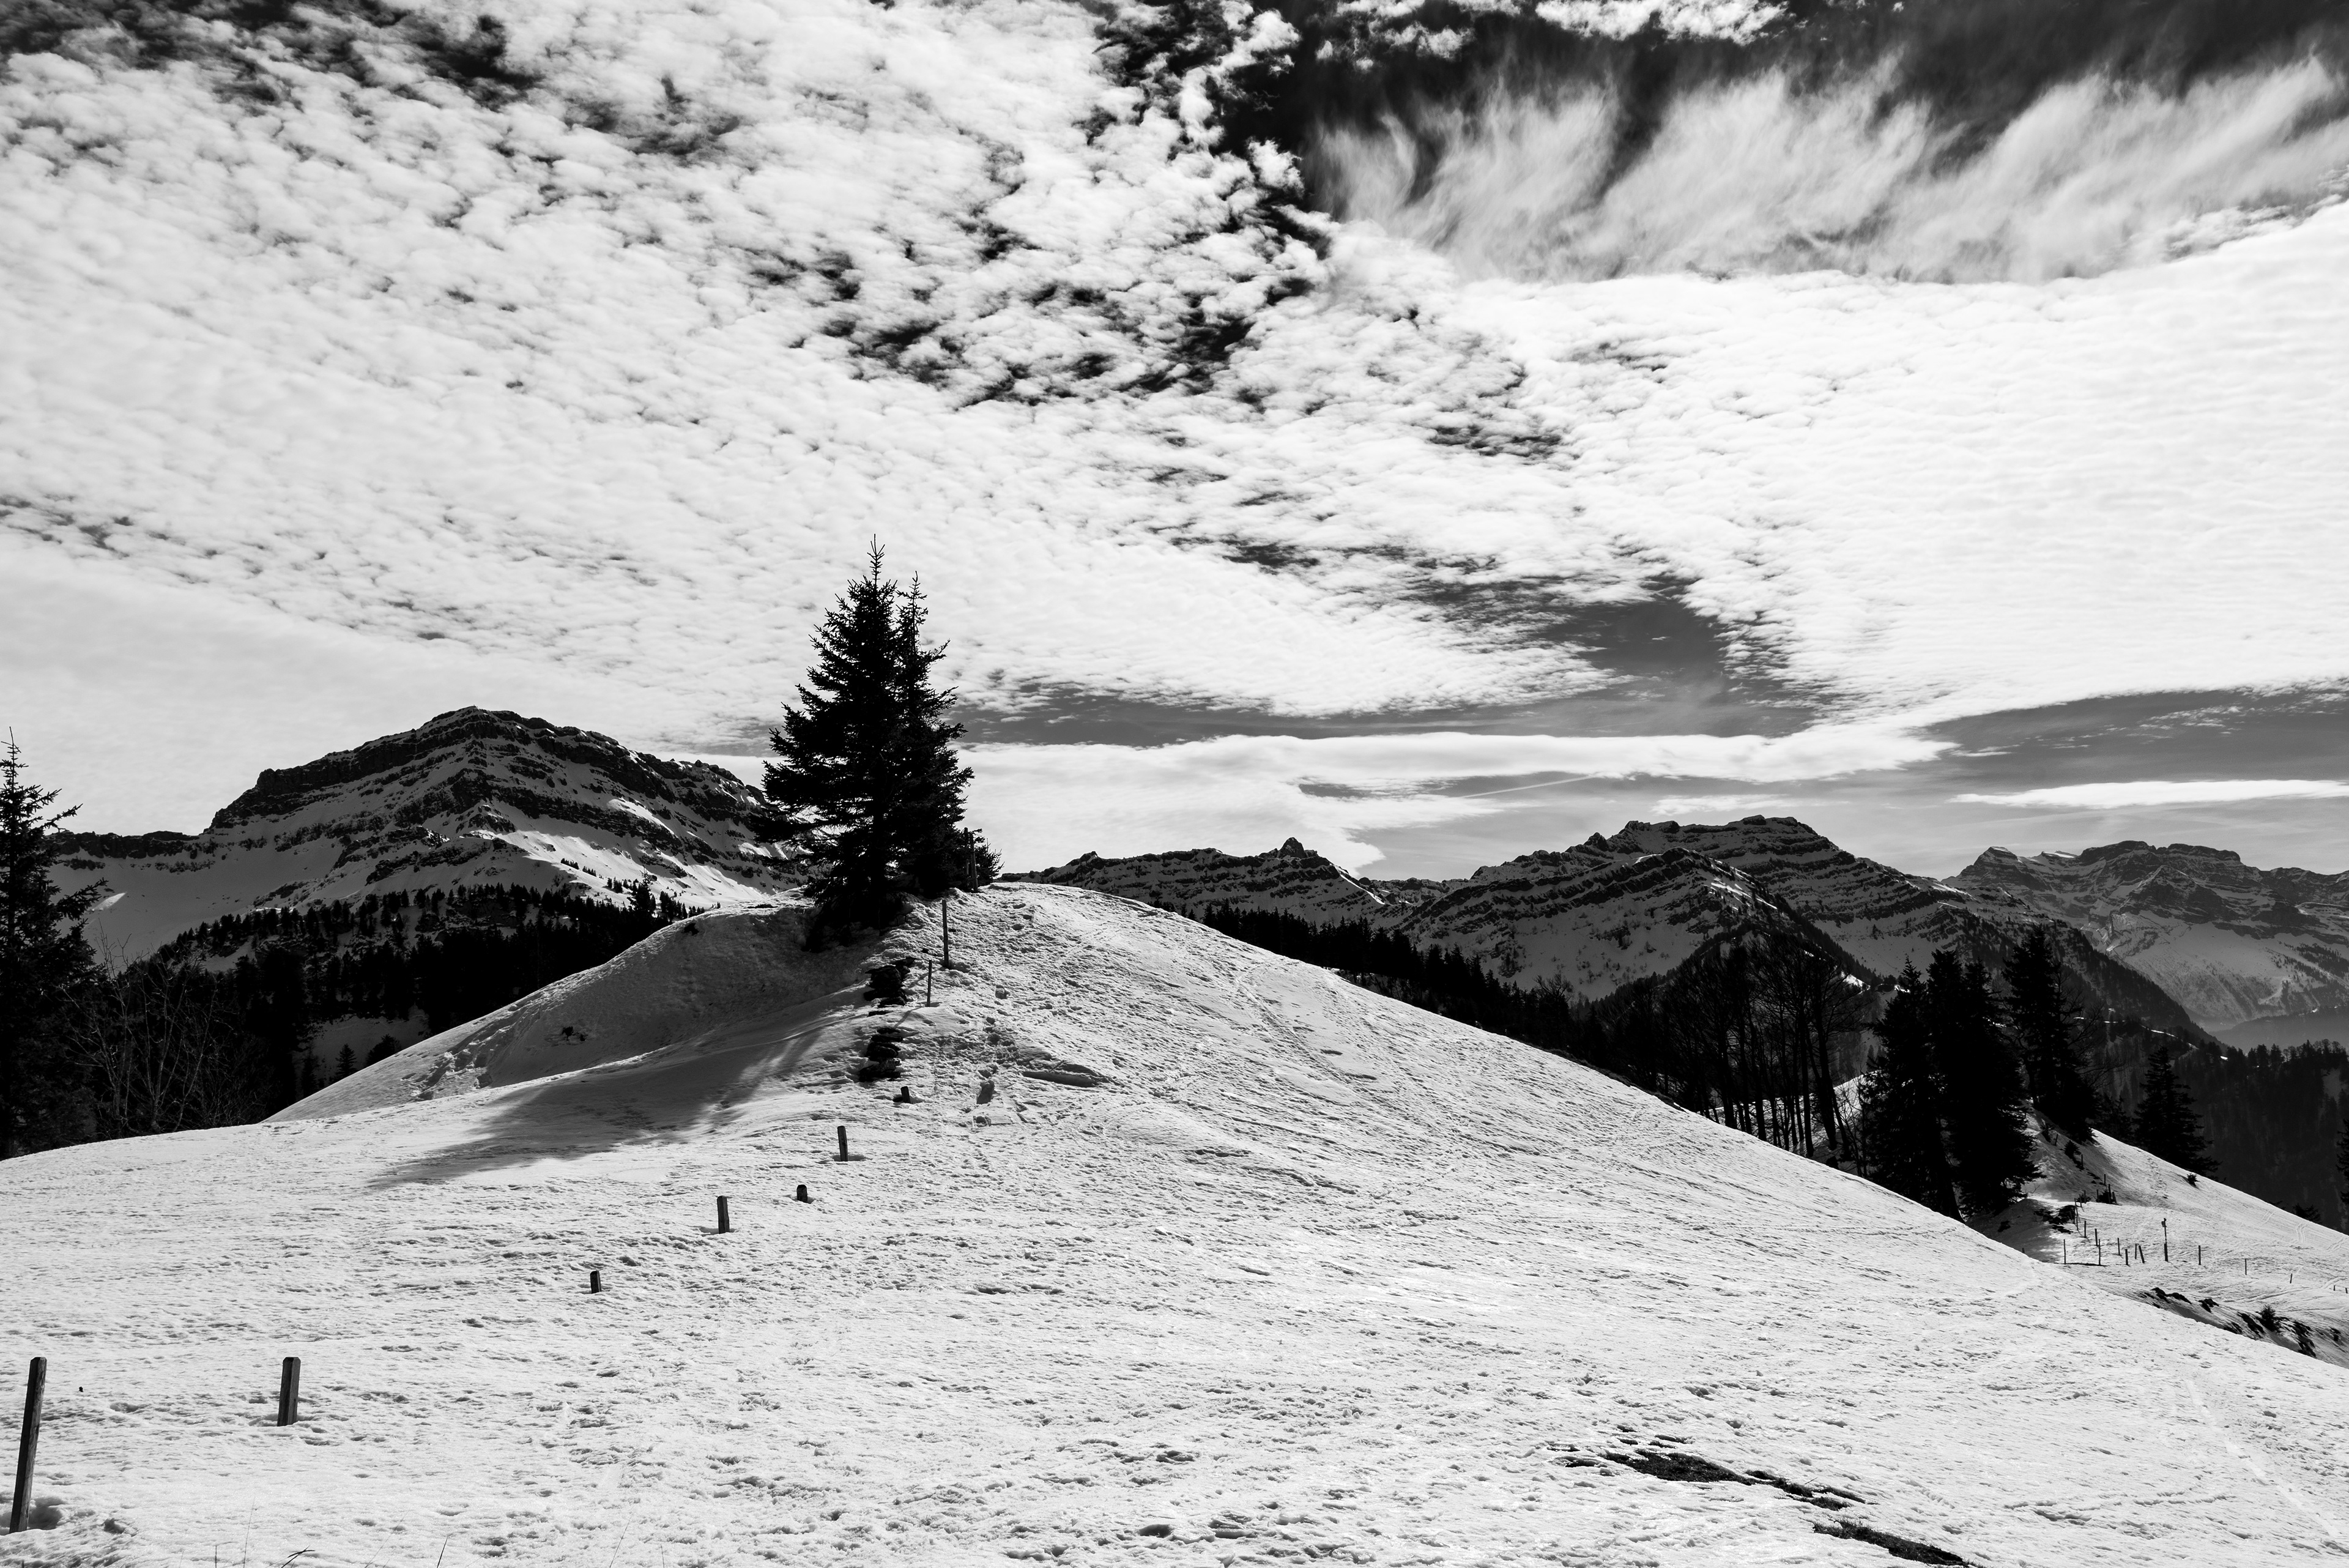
[1954,839,2349,1036]
[57,710,797,959]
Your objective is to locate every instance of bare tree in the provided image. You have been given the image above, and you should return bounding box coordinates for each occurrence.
[61,959,270,1139]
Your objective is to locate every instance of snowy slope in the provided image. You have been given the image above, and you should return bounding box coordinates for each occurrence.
[2009,1122,2349,1372]
[6,885,2347,1566]
[50,707,796,959]
[1957,841,2349,1037]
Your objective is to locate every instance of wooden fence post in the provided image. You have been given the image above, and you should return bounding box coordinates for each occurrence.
[590,1269,603,1294]
[717,1196,732,1234]
[837,1125,850,1161]
[9,1356,43,1534]
[276,1357,302,1428]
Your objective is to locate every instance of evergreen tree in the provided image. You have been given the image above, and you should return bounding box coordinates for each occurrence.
[2004,926,2095,1137]
[0,737,103,1157]
[1925,948,2039,1216]
[2336,1110,2349,1230]
[1857,966,1959,1217]
[2134,1050,2214,1175]
[765,547,989,942]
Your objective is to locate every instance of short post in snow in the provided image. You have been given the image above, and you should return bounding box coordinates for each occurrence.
[794,1184,812,1204]
[836,1124,851,1161]
[590,1269,603,1294]
[10,1356,44,1534]
[925,960,934,1006]
[717,1196,732,1235]
[276,1357,302,1428]
[2162,1218,2169,1263]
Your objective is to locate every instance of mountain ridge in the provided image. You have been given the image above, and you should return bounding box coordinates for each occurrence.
[1954,838,2349,1039]
[1022,816,2209,1036]
[53,706,797,959]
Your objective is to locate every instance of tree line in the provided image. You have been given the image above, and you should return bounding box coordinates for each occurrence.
[0,853,694,1155]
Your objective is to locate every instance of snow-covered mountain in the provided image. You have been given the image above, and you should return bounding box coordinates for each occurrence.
[1378,842,1849,994]
[1587,819,2205,1032]
[1022,834,1849,995]
[1954,841,2349,1044]
[1019,838,1439,924]
[1027,818,2207,1031]
[53,707,795,959]
[8,883,2344,1565]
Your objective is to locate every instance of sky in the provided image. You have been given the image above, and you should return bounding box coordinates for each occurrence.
[3,0,2347,880]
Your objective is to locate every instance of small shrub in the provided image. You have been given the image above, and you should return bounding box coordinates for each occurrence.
[864,963,907,1006]
[855,1024,905,1083]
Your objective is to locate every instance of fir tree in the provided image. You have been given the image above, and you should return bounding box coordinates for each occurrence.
[0,737,103,1157]
[1925,948,2039,1216]
[1858,965,1959,1217]
[2336,1111,2349,1230]
[2134,1050,2214,1175]
[2004,926,2096,1137]
[766,547,990,942]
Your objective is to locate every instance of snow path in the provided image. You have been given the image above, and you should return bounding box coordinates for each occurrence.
[6,885,2348,1566]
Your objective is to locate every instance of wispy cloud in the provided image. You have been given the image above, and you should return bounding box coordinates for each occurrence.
[1953,779,2349,809]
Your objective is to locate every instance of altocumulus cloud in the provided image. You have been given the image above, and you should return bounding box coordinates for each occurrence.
[6,0,2349,847]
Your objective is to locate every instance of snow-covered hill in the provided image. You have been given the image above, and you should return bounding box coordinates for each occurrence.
[52,707,795,959]
[1956,841,2349,1042]
[2011,1119,2349,1370]
[7,885,2347,1565]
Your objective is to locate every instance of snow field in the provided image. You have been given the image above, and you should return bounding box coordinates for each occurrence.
[4,884,2348,1565]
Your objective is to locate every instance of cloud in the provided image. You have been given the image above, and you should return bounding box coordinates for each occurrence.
[1650,793,1787,817]
[965,725,1940,871]
[1953,779,2349,809]
[6,0,2349,872]
[1318,61,2349,283]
